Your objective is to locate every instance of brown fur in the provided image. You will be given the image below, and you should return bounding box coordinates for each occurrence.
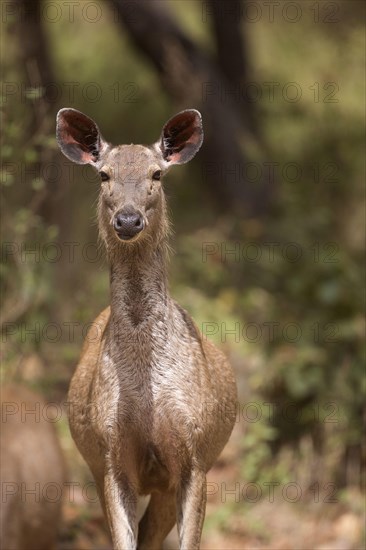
[0,385,66,550]
[57,108,237,549]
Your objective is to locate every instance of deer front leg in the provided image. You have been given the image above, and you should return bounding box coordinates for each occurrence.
[176,469,207,550]
[104,466,138,550]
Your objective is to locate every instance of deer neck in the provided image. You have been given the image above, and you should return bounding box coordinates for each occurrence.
[108,240,170,331]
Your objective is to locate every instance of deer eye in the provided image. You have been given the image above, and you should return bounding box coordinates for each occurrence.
[100,171,109,182]
[152,170,161,181]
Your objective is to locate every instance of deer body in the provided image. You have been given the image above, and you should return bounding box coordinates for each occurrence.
[57,109,237,549]
[0,385,65,550]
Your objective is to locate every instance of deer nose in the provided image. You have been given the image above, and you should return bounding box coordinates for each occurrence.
[113,209,145,240]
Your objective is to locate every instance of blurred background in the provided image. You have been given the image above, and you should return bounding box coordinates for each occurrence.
[1,0,365,548]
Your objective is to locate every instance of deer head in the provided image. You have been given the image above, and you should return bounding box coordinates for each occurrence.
[56,108,203,252]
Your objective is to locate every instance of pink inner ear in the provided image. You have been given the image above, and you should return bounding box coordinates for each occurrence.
[79,149,97,163]
[167,151,183,163]
[57,111,101,164]
[185,129,202,146]
[59,128,97,163]
[162,111,203,163]
[59,130,82,150]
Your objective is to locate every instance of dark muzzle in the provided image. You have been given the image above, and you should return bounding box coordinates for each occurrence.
[113,208,145,240]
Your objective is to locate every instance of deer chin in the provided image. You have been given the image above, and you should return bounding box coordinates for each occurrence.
[114,230,144,244]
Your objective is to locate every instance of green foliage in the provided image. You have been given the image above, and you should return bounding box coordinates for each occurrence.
[1,1,364,494]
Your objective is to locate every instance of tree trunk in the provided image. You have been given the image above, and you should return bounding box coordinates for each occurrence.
[110,0,274,217]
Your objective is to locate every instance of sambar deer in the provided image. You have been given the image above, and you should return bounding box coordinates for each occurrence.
[0,384,65,549]
[56,108,237,549]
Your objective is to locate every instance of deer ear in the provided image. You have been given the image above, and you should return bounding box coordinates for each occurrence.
[56,108,107,165]
[158,109,203,165]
